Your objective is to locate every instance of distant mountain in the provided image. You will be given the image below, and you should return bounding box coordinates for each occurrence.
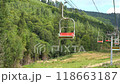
[82,10,120,28]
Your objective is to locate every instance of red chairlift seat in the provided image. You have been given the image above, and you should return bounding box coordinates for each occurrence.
[59,32,75,38]
[105,40,111,42]
[114,42,119,45]
[97,41,103,43]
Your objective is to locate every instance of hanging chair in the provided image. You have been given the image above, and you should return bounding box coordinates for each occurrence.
[114,38,119,45]
[58,17,75,39]
[97,37,103,43]
[105,37,111,42]
[114,33,119,45]
[97,31,103,43]
[58,1,75,39]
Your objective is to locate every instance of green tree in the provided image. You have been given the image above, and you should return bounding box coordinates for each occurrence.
[81,35,91,51]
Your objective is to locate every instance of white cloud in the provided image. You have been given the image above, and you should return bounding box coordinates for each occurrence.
[107,7,120,13]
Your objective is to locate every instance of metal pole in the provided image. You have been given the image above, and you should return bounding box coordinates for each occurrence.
[62,0,67,18]
[118,31,119,45]
[110,35,113,65]
[62,4,64,18]
[55,0,57,7]
[58,39,61,58]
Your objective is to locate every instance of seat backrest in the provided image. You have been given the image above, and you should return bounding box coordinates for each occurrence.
[59,17,75,35]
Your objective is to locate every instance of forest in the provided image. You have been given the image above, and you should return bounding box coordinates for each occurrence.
[0,0,115,68]
[85,11,120,28]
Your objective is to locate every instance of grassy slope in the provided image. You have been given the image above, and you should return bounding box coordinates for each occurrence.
[97,60,120,68]
[23,52,120,68]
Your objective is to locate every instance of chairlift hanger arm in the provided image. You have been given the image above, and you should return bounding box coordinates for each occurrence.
[59,0,75,39]
[62,0,67,18]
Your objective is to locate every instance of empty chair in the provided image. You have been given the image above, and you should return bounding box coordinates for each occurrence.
[58,17,75,39]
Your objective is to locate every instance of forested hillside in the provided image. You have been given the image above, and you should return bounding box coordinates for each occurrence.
[84,11,120,28]
[69,8,120,27]
[0,0,114,68]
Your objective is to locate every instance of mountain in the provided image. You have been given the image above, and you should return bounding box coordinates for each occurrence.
[84,10,120,28]
[68,8,120,28]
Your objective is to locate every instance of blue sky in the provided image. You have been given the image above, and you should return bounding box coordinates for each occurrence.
[52,0,120,13]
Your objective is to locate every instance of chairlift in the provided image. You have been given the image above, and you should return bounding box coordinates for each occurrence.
[105,31,112,42]
[97,36,103,43]
[97,31,103,43]
[114,32,119,45]
[105,36,111,42]
[58,1,75,39]
[114,38,119,45]
[59,18,75,39]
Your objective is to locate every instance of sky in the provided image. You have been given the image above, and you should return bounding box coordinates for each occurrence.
[52,0,120,13]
